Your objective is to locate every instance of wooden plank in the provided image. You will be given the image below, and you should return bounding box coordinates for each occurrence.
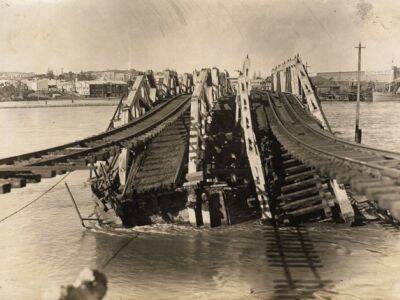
[8,178,26,188]
[278,186,320,202]
[121,152,145,197]
[286,203,326,217]
[330,179,354,222]
[281,195,322,210]
[0,180,11,194]
[281,178,318,193]
[12,173,42,183]
[32,170,56,178]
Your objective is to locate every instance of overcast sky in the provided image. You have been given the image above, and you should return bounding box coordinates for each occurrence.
[0,0,399,75]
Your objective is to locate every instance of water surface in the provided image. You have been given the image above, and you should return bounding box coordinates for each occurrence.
[0,101,399,299]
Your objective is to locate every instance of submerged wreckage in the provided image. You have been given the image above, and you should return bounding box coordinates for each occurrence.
[0,56,399,228]
[87,56,400,228]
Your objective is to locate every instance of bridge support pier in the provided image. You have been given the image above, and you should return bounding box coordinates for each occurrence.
[206,184,230,226]
[183,68,234,228]
[187,205,198,226]
[200,191,211,227]
[184,185,230,228]
[184,69,213,227]
[184,182,203,226]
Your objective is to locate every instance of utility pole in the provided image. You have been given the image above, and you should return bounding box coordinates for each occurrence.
[355,42,366,143]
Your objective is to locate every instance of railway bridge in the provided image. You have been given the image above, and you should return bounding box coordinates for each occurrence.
[1,57,399,228]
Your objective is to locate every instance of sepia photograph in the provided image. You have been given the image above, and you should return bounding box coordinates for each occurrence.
[0,0,400,299]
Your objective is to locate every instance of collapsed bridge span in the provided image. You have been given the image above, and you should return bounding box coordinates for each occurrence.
[1,57,400,228]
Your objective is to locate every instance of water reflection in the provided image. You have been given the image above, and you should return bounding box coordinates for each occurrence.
[89,224,272,299]
[264,225,332,299]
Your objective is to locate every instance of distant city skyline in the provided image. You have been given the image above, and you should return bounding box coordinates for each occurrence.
[1,0,399,76]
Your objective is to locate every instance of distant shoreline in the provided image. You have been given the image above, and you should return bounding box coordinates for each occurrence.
[0,98,120,109]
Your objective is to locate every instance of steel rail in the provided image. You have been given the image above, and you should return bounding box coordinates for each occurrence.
[280,92,400,159]
[0,94,191,169]
[264,92,400,180]
[255,89,400,159]
[31,95,191,166]
[0,94,190,166]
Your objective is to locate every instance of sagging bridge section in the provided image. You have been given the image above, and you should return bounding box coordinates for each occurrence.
[0,58,400,228]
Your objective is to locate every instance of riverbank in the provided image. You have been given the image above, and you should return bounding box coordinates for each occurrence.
[0,98,120,109]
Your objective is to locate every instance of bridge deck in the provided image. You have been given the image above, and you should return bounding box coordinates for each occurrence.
[254,90,400,220]
[0,94,191,193]
[131,109,189,193]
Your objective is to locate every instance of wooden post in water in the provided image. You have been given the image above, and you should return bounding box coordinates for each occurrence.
[65,182,99,228]
[355,42,365,143]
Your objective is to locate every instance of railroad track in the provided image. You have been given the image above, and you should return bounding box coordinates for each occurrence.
[0,94,191,193]
[258,90,400,220]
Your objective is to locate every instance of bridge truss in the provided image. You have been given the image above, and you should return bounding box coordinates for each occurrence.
[0,56,400,228]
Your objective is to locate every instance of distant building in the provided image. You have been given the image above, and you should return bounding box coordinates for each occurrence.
[250,78,264,89]
[75,80,90,95]
[392,66,400,82]
[23,78,49,91]
[75,80,128,98]
[114,72,131,82]
[365,70,393,83]
[0,80,13,86]
[0,72,35,80]
[316,71,366,82]
[311,75,373,101]
[317,70,393,83]
[56,80,74,93]
[89,70,139,82]
[264,77,272,90]
[98,71,116,81]
[250,77,272,90]
[48,79,58,92]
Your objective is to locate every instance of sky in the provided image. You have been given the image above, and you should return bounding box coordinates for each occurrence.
[0,0,400,75]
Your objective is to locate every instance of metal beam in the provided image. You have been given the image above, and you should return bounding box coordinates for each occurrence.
[238,56,272,220]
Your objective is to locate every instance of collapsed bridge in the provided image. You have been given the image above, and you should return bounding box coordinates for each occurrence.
[1,57,400,228]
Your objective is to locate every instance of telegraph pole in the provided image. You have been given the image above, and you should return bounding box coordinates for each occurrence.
[355,42,366,143]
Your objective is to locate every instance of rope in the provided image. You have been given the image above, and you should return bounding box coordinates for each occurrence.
[0,170,138,269]
[0,172,71,224]
[102,235,137,269]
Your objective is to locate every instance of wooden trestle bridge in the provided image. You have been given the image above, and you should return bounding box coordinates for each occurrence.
[1,57,400,228]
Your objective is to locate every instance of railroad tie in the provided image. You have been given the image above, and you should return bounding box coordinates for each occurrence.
[276,152,331,222]
[0,179,11,194]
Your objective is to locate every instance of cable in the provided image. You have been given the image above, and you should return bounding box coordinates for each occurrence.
[0,172,71,224]
[0,171,137,269]
[102,235,137,269]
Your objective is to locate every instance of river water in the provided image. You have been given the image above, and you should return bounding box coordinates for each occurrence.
[0,101,399,299]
